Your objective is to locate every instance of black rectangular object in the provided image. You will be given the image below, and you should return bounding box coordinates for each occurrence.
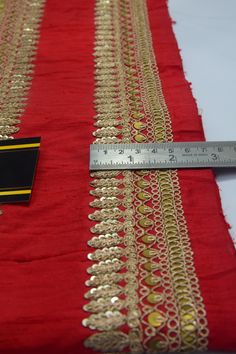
[0,137,41,204]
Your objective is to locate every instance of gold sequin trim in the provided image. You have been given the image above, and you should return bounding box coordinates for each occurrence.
[0,1,5,20]
[0,0,45,140]
[83,0,209,352]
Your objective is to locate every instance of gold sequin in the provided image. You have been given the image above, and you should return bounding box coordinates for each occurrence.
[137,191,151,201]
[141,234,156,244]
[143,261,160,271]
[137,205,153,215]
[83,311,126,331]
[134,133,147,142]
[142,249,159,258]
[85,0,208,352]
[133,121,146,130]
[147,292,164,304]
[84,331,129,353]
[138,218,153,228]
[147,338,168,351]
[144,275,161,286]
[136,179,150,189]
[148,311,166,327]
[0,0,45,141]
[131,112,145,120]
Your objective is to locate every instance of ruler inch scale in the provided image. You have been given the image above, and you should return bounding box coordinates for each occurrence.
[90,141,236,171]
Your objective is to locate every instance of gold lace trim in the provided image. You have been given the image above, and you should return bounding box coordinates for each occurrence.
[83,0,209,352]
[0,0,45,140]
[0,1,5,21]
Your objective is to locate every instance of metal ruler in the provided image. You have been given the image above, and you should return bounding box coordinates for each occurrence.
[90,141,236,171]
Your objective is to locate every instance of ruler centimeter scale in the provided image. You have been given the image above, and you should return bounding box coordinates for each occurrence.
[90,141,236,171]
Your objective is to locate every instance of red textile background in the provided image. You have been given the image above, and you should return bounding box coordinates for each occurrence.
[148,0,236,351]
[0,0,235,353]
[0,1,93,353]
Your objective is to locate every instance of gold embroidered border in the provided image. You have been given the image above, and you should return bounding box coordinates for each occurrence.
[0,0,45,140]
[83,0,209,352]
[0,1,5,21]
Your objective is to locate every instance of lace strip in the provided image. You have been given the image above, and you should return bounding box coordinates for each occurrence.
[0,0,45,140]
[83,1,209,352]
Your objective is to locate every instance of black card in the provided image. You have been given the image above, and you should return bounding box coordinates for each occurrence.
[0,137,41,203]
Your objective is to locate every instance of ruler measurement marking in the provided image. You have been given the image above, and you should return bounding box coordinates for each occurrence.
[90,142,236,170]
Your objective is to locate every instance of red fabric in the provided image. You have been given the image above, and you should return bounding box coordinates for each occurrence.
[0,1,94,353]
[0,0,235,353]
[148,0,236,351]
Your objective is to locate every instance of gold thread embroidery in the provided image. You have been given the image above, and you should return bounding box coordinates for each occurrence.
[130,1,208,350]
[84,1,142,352]
[0,1,5,21]
[84,0,209,352]
[0,0,45,140]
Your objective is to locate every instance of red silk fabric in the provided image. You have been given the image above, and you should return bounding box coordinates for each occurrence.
[148,0,236,351]
[0,0,235,353]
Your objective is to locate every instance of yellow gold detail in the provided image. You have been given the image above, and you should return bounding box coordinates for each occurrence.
[138,218,153,228]
[141,234,156,244]
[133,121,146,130]
[137,191,151,201]
[144,275,162,287]
[83,311,126,331]
[136,179,150,189]
[84,331,129,353]
[142,249,158,258]
[0,143,40,151]
[130,0,208,351]
[0,189,31,196]
[0,0,45,141]
[134,133,147,143]
[131,112,145,120]
[135,171,149,176]
[143,261,160,271]
[137,205,153,215]
[147,292,164,304]
[0,0,5,12]
[147,338,168,351]
[84,0,208,352]
[148,311,166,328]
